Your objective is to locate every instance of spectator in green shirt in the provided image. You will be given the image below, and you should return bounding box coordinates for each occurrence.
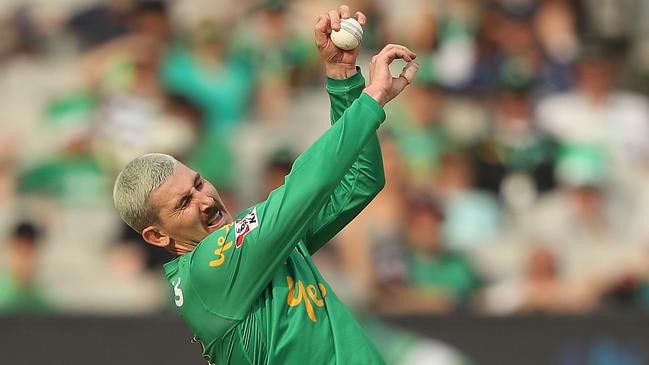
[374,191,480,314]
[0,222,54,313]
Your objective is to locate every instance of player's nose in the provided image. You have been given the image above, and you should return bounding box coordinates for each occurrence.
[196,190,214,211]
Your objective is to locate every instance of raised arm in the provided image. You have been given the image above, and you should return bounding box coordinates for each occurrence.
[304,70,384,253]
[190,41,419,320]
[304,8,417,253]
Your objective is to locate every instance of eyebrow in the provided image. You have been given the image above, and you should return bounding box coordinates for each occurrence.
[174,173,201,210]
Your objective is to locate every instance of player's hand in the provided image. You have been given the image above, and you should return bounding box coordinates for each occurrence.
[314,5,366,79]
[363,44,419,106]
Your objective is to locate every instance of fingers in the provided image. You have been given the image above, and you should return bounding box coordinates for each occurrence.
[367,43,419,105]
[323,6,363,32]
[377,48,415,65]
[355,11,366,26]
[340,5,350,19]
[315,6,365,54]
[369,53,377,82]
[376,44,417,63]
[369,45,418,74]
[399,61,420,85]
[314,13,330,49]
[329,9,341,31]
[392,61,420,93]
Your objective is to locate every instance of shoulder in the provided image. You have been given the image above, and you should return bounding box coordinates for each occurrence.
[191,223,237,269]
[188,204,263,273]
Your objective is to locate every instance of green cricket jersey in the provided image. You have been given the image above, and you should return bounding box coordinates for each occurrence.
[164,71,388,365]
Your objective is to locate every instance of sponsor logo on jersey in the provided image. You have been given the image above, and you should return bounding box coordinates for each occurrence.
[234,208,259,248]
[286,276,328,322]
[209,224,233,267]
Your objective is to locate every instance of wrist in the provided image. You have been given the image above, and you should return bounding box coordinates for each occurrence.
[325,64,357,79]
[362,86,388,106]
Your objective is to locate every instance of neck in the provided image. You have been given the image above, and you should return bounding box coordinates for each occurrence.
[171,241,199,255]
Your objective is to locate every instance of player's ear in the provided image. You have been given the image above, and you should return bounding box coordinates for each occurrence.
[142,226,171,248]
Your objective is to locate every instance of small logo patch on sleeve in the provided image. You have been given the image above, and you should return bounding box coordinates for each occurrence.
[234,208,259,248]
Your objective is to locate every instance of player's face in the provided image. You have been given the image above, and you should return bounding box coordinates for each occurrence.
[149,163,233,247]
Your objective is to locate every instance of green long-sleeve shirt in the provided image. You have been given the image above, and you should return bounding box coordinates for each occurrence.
[164,72,387,364]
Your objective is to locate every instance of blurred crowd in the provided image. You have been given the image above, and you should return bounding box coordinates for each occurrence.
[1,0,649,320]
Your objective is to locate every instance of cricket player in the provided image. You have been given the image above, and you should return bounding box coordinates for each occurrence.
[113,6,419,364]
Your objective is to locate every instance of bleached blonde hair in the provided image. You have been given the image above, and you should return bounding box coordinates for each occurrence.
[113,153,177,232]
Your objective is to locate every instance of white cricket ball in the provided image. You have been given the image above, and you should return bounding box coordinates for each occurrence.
[330,18,363,50]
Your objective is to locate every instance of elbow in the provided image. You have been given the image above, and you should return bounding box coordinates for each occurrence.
[362,172,385,203]
[360,166,386,198]
[369,180,384,202]
[366,165,386,195]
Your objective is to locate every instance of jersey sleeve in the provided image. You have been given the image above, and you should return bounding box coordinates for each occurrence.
[304,69,385,254]
[189,93,386,321]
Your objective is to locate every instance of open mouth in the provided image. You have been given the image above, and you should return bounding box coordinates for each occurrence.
[206,209,225,230]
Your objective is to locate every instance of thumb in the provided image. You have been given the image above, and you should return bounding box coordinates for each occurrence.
[392,61,420,92]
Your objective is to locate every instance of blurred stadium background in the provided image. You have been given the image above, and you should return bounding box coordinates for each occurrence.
[1,0,649,364]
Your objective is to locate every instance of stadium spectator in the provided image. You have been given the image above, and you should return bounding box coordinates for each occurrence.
[536,49,649,186]
[235,1,319,122]
[483,245,600,314]
[373,191,480,314]
[0,222,53,313]
[431,150,503,250]
[162,19,254,134]
[67,0,135,50]
[533,0,579,64]
[470,85,557,199]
